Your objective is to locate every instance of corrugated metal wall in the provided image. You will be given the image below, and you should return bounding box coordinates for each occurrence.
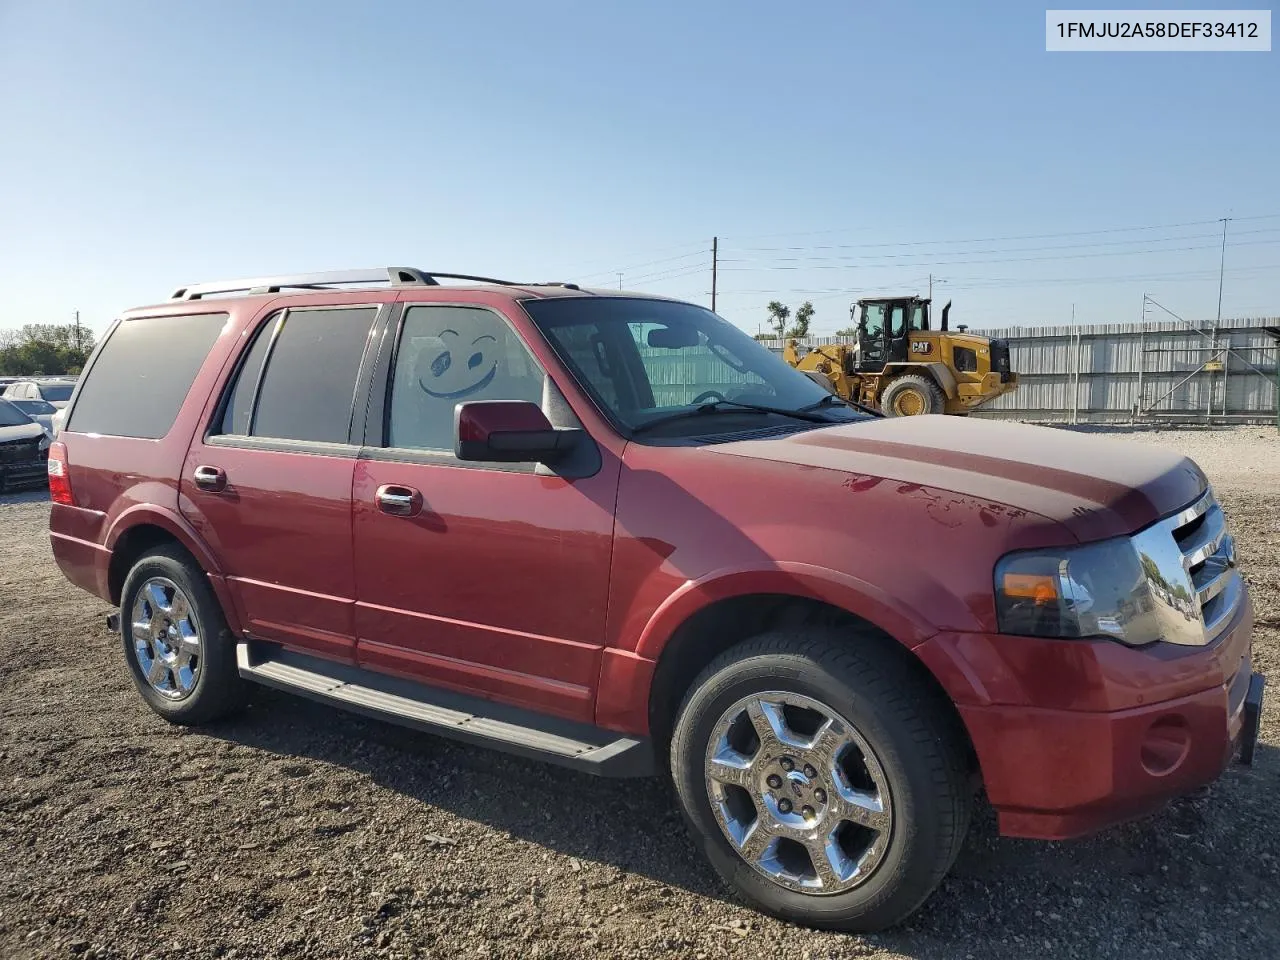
[636,344,764,406]
[761,316,1280,423]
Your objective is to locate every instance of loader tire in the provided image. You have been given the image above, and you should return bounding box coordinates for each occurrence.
[881,375,945,417]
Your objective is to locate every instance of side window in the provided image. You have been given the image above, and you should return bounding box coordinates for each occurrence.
[387,305,544,452]
[953,346,978,373]
[862,305,886,338]
[219,319,276,436]
[67,313,228,439]
[908,304,928,332]
[218,307,378,444]
[889,306,907,339]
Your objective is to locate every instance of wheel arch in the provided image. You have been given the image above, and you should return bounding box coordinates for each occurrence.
[633,566,975,776]
[882,363,957,399]
[104,508,239,633]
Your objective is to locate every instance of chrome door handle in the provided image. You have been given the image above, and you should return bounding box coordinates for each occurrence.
[193,465,227,492]
[375,484,422,517]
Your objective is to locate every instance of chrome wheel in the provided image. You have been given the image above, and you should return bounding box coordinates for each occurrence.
[130,577,201,701]
[705,691,893,895]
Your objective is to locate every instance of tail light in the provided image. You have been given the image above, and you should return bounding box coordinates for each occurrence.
[47,441,74,506]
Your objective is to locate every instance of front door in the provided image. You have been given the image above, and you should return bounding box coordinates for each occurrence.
[351,302,620,723]
[181,303,383,663]
[857,302,888,371]
[886,302,911,364]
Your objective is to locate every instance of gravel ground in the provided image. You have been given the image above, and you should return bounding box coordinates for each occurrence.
[2,425,1279,960]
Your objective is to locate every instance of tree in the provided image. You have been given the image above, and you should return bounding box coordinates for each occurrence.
[787,301,814,338]
[0,323,96,376]
[765,301,790,339]
[834,326,857,337]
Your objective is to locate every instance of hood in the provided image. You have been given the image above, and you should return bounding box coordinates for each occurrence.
[0,421,47,445]
[709,417,1205,543]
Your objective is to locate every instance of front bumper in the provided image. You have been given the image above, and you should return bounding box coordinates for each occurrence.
[916,591,1259,840]
[0,455,48,490]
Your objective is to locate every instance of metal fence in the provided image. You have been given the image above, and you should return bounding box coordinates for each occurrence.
[760,315,1280,424]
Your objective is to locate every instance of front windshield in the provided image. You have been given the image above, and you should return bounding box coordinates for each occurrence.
[525,297,861,436]
[0,399,33,427]
[40,384,74,402]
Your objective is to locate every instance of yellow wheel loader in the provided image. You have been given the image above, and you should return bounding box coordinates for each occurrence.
[783,296,1018,416]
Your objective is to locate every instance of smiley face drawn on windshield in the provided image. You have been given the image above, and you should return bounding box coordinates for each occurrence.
[416,330,498,400]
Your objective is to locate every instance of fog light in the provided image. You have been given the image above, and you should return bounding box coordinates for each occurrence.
[1140,715,1191,776]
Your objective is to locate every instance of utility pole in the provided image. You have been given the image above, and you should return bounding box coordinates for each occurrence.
[616,272,623,291]
[74,310,81,353]
[711,236,719,313]
[1216,217,1229,327]
[928,274,932,300]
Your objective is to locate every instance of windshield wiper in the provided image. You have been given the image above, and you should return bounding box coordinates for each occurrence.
[630,399,827,436]
[798,393,883,418]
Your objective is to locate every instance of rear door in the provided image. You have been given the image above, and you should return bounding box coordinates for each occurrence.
[179,302,386,664]
[350,299,619,722]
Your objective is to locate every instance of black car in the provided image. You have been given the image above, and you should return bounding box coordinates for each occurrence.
[0,398,50,491]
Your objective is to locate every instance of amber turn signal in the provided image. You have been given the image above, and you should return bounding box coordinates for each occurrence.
[1001,573,1059,603]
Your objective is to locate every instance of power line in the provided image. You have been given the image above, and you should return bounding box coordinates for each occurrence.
[571,247,708,283]
[725,229,1280,259]
[558,240,708,278]
[720,212,1280,245]
[627,264,709,286]
[717,238,1280,271]
[710,262,1280,297]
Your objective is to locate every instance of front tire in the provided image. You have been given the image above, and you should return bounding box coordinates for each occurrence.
[881,374,945,416]
[119,545,246,725]
[669,629,971,931]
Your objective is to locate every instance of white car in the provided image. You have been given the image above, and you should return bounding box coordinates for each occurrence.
[2,378,77,410]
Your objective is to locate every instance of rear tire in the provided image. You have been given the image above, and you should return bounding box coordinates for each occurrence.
[119,545,246,725]
[669,629,971,932]
[881,374,945,417]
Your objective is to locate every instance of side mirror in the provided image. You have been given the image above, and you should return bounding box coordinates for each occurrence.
[454,400,581,463]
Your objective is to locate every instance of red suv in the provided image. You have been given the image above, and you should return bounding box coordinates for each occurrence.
[49,268,1262,931]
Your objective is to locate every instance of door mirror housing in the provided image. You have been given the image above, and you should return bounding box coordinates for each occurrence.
[454,400,582,463]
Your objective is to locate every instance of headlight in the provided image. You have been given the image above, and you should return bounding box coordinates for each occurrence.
[39,433,51,451]
[994,537,1163,646]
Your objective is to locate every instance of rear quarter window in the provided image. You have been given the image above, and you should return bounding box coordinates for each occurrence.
[67,313,228,439]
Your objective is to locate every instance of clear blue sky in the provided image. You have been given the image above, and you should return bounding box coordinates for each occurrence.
[1,0,1276,337]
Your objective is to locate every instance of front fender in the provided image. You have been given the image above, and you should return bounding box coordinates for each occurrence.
[595,562,947,736]
[633,561,939,662]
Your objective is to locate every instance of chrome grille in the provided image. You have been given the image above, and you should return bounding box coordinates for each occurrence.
[1131,487,1242,647]
[0,439,40,463]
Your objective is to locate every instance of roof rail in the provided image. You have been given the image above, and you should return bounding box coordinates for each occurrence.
[169,267,519,301]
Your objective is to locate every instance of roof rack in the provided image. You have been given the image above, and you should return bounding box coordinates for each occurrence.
[169,267,521,301]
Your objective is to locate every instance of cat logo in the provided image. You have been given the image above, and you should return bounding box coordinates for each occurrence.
[909,341,933,355]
